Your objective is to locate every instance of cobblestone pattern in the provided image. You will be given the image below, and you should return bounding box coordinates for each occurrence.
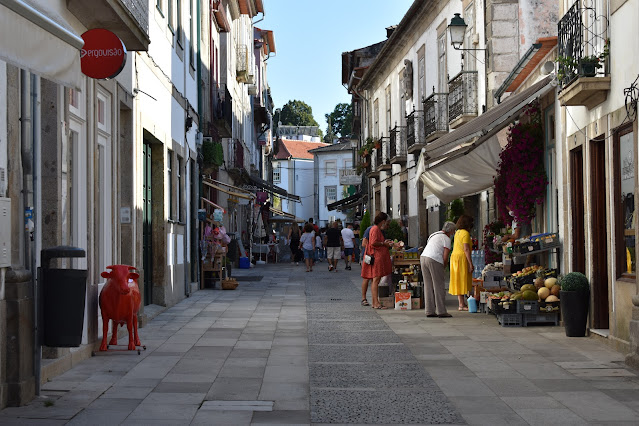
[306,277,464,424]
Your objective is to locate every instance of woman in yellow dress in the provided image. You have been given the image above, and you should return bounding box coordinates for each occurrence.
[449,214,474,310]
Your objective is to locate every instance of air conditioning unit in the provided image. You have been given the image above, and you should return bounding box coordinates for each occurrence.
[248,84,258,96]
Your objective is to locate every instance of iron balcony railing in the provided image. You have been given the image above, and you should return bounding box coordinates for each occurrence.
[229,139,245,170]
[423,92,449,138]
[557,0,609,87]
[406,110,425,149]
[448,71,478,123]
[389,125,407,159]
[212,84,232,137]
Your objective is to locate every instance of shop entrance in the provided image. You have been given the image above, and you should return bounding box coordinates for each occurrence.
[591,138,609,329]
[570,147,586,273]
[142,139,153,306]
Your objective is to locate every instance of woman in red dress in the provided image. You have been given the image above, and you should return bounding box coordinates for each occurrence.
[361,212,393,309]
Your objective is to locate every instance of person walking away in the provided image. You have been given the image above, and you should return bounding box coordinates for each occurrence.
[421,221,456,317]
[353,224,361,264]
[341,223,356,270]
[309,217,319,235]
[288,222,302,265]
[449,214,475,310]
[324,221,342,272]
[361,212,393,309]
[315,230,324,263]
[299,223,316,272]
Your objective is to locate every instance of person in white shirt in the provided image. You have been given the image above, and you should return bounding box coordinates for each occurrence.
[421,221,456,317]
[341,223,355,270]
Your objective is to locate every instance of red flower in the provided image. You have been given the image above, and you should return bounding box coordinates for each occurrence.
[494,102,547,225]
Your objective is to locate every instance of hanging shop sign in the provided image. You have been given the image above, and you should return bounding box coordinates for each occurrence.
[339,168,361,186]
[80,29,127,80]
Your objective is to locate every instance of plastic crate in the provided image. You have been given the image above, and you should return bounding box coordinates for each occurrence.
[516,300,539,314]
[538,300,560,313]
[497,313,523,327]
[491,299,517,315]
[516,241,541,254]
[483,271,504,289]
[522,312,560,326]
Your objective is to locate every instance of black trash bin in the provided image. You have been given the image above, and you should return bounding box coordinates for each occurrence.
[40,246,88,347]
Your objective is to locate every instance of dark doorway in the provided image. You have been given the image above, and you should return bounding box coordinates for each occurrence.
[570,147,586,274]
[591,138,609,329]
[142,139,153,306]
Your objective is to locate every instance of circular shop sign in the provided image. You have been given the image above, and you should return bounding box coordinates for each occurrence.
[80,29,127,80]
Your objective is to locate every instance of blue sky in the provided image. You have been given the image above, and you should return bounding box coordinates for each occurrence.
[260,0,414,133]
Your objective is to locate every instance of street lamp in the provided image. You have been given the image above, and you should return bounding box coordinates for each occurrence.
[447,13,487,55]
[448,13,467,49]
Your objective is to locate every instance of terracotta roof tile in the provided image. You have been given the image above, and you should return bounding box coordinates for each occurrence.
[278,139,329,160]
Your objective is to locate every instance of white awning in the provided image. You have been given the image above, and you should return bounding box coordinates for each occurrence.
[420,128,508,203]
[419,76,555,204]
[0,0,84,88]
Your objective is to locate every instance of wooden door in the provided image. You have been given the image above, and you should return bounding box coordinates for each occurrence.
[570,147,586,273]
[591,139,609,328]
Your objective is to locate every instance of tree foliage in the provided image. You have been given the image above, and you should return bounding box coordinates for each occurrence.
[324,103,353,142]
[276,100,320,128]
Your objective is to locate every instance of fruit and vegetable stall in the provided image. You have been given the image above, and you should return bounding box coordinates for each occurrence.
[474,233,563,327]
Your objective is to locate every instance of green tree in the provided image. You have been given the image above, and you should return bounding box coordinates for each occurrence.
[324,103,353,142]
[276,100,321,128]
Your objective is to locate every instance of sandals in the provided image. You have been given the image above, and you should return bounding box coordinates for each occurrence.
[361,299,370,306]
[372,305,388,309]
[458,307,468,311]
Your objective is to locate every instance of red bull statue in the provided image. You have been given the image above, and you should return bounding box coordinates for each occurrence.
[99,265,142,351]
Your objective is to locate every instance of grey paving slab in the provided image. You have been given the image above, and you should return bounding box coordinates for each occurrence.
[264,365,309,383]
[124,402,199,422]
[65,408,133,425]
[307,319,390,331]
[190,409,253,425]
[482,378,546,397]
[548,391,638,421]
[449,396,514,414]
[461,412,529,425]
[514,408,587,425]
[152,381,212,393]
[251,409,311,424]
[205,377,263,400]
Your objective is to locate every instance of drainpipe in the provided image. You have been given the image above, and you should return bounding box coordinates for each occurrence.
[22,72,40,395]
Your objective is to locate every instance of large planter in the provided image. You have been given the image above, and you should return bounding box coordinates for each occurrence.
[578,62,598,77]
[560,290,590,337]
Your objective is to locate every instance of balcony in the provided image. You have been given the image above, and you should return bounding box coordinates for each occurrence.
[229,139,245,171]
[212,84,232,138]
[376,137,392,172]
[406,110,425,155]
[448,71,478,129]
[389,125,407,165]
[68,0,149,50]
[557,0,610,109]
[237,45,249,83]
[423,92,449,142]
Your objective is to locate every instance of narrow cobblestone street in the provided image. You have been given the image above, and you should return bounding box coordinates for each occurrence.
[1,263,638,425]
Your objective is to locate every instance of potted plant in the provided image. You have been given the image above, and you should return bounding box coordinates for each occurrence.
[578,55,603,77]
[559,272,590,337]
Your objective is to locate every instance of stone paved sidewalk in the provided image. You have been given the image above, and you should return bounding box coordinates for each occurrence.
[0,262,637,425]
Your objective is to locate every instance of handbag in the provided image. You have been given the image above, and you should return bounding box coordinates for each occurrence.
[363,244,375,265]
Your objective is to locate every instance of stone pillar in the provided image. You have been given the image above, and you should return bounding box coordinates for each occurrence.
[485,0,520,108]
[4,267,35,406]
[625,295,639,369]
[39,79,70,360]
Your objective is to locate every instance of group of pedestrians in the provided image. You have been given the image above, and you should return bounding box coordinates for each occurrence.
[287,218,359,273]
[420,214,475,317]
[356,212,476,315]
